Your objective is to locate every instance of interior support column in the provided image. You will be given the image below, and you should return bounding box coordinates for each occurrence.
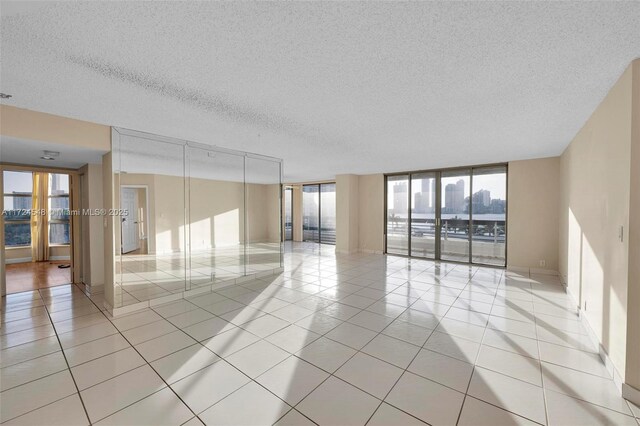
[336,174,359,254]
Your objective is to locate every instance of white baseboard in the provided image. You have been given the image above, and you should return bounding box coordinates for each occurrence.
[6,256,71,264]
[5,257,32,264]
[563,279,627,398]
[622,383,640,407]
[83,282,104,295]
[506,265,559,276]
[530,267,559,276]
[359,248,384,254]
[50,256,71,261]
[335,248,358,255]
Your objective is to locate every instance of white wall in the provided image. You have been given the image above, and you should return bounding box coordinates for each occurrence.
[507,157,560,272]
[336,174,359,253]
[357,174,384,253]
[559,60,637,386]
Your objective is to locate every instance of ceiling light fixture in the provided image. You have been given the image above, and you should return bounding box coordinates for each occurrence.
[0,93,12,99]
[40,150,60,160]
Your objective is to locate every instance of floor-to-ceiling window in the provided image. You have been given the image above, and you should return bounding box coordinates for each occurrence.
[302,183,336,244]
[410,172,437,258]
[386,175,409,255]
[385,164,507,266]
[440,169,471,262]
[471,166,507,265]
[284,187,293,241]
[320,183,336,244]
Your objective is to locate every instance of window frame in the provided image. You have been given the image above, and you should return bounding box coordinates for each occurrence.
[384,162,508,267]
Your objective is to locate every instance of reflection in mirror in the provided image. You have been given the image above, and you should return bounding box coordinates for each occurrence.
[188,147,246,289]
[111,129,283,309]
[114,133,186,307]
[245,156,283,275]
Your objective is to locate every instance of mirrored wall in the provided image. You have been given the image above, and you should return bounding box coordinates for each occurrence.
[112,128,282,308]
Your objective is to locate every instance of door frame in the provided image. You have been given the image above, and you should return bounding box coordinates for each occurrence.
[384,162,508,267]
[1,163,80,294]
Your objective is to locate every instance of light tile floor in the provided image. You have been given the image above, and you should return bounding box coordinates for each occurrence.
[2,242,639,425]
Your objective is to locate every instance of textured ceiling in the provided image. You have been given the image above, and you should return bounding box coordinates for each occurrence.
[1,1,639,182]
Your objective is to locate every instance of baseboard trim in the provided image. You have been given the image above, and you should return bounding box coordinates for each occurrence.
[335,248,359,255]
[359,248,384,255]
[622,383,640,407]
[5,257,33,264]
[49,256,71,261]
[506,265,559,276]
[564,280,626,397]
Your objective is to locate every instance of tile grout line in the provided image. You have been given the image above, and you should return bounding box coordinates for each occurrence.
[23,285,94,425]
[80,290,205,425]
[453,266,501,426]
[533,269,553,426]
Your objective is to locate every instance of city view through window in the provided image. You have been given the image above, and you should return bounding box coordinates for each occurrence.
[386,166,507,266]
[3,171,33,247]
[3,171,71,247]
[302,183,336,244]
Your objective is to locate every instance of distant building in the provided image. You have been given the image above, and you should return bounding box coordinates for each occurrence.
[393,182,408,214]
[12,192,32,210]
[444,179,465,213]
[414,178,435,214]
[477,189,491,207]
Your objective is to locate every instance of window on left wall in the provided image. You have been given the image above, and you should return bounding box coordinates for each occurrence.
[3,171,33,247]
[48,173,70,245]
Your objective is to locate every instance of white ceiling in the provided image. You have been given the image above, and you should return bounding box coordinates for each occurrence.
[1,1,639,182]
[0,136,106,169]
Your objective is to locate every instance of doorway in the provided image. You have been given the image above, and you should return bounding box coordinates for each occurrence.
[385,165,507,266]
[3,169,74,293]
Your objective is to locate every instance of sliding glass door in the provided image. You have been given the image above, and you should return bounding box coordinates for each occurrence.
[386,175,409,255]
[302,183,336,244]
[440,170,471,262]
[410,173,437,258]
[284,187,293,241]
[471,166,507,265]
[385,165,507,266]
[320,183,336,244]
[302,185,319,242]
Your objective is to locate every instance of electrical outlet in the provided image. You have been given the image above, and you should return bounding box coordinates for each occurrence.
[539,260,546,267]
